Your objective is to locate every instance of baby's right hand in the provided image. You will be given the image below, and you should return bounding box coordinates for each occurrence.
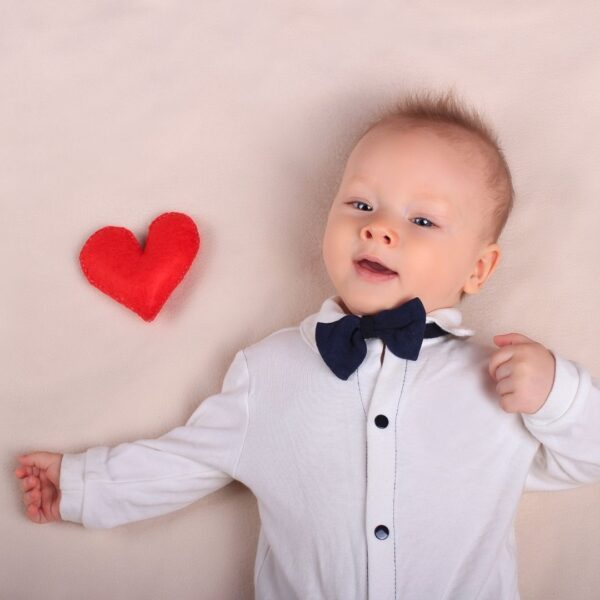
[14,452,63,524]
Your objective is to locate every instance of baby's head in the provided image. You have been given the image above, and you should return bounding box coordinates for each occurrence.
[322,88,514,316]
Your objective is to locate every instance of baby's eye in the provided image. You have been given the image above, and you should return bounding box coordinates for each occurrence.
[412,217,436,228]
[348,200,373,211]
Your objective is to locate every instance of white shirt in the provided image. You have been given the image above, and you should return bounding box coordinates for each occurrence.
[60,295,600,599]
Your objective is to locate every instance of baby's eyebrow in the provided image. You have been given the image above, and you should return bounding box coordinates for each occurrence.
[407,196,455,218]
[413,191,450,204]
[349,174,377,186]
[346,178,454,214]
[412,192,452,207]
[349,178,449,203]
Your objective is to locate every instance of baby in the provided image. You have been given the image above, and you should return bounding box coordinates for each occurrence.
[14,89,600,600]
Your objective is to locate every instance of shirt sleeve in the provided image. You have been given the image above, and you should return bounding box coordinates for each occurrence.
[59,348,250,529]
[522,350,600,492]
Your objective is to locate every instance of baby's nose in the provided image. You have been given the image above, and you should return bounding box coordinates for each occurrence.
[362,224,395,244]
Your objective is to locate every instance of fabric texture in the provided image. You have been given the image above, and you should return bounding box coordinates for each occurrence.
[59,295,600,600]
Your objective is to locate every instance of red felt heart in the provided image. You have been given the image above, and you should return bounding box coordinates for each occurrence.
[79,212,200,322]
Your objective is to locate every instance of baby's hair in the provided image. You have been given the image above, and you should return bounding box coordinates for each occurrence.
[353,87,515,249]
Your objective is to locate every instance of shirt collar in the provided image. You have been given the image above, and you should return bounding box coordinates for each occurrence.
[299,294,475,354]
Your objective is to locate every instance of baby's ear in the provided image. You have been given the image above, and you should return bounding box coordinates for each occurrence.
[461,276,480,296]
[467,244,502,294]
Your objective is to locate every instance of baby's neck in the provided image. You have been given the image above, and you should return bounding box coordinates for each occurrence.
[339,298,353,315]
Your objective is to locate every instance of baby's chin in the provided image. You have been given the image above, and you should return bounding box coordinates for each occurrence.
[338,293,416,317]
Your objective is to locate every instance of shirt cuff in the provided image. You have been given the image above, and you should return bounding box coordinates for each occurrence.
[59,452,86,523]
[522,351,580,426]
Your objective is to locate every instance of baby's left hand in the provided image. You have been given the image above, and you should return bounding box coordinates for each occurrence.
[488,333,556,415]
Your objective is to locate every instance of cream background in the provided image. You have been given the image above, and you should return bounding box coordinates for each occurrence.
[3,2,600,599]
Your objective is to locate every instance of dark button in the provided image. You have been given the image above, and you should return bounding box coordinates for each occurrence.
[374,525,389,540]
[374,414,389,428]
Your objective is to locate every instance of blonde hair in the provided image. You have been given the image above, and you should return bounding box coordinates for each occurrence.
[352,87,515,248]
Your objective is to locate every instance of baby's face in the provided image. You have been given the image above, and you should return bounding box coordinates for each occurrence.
[321,124,501,316]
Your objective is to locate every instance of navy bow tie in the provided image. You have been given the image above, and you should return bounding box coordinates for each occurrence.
[315,297,449,380]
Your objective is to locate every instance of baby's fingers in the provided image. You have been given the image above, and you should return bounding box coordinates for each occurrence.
[20,475,39,492]
[14,465,33,479]
[23,487,41,509]
[16,453,62,523]
[25,501,43,524]
[17,453,54,475]
[23,490,55,524]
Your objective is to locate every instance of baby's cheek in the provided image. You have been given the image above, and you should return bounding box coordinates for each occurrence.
[322,235,340,272]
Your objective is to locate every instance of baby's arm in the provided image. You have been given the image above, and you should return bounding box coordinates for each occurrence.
[14,452,63,524]
[522,351,600,492]
[13,348,250,528]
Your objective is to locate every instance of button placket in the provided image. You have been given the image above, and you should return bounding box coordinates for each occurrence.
[364,348,409,600]
[355,338,385,416]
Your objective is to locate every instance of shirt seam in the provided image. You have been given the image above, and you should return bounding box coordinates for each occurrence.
[80,449,89,524]
[84,470,229,485]
[393,359,409,600]
[232,349,251,480]
[356,367,369,597]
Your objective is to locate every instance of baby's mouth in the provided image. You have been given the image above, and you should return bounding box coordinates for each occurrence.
[356,259,397,275]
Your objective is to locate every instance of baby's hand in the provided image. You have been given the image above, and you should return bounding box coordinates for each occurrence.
[14,452,63,524]
[488,333,556,415]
